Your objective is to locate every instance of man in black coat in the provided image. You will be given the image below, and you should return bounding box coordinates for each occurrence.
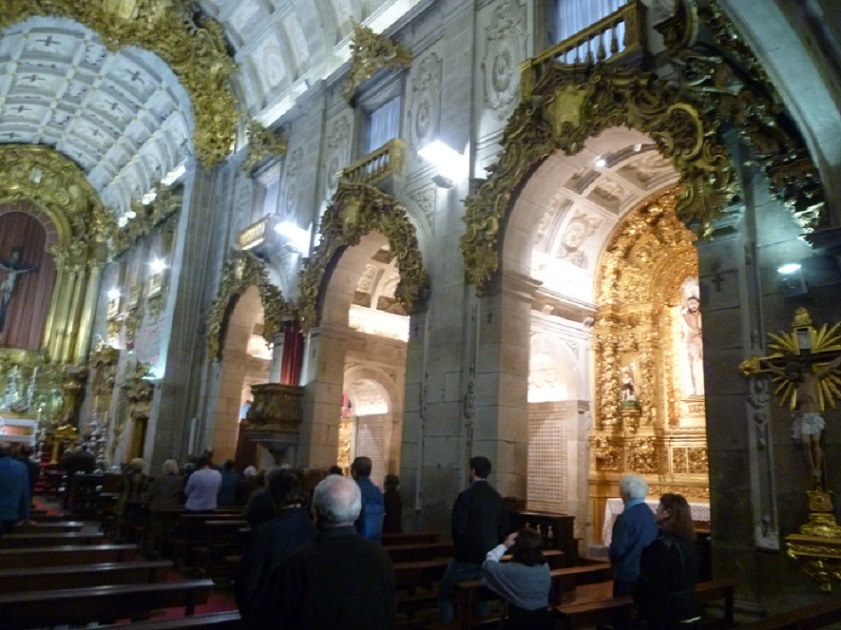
[249,473,396,629]
[438,455,509,624]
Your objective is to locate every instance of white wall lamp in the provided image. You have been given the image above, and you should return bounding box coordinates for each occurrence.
[274,221,311,255]
[418,140,462,189]
[777,262,807,297]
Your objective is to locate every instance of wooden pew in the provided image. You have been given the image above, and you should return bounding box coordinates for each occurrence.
[0,543,138,569]
[0,531,104,548]
[456,562,612,630]
[554,577,740,630]
[100,611,243,628]
[388,542,455,563]
[383,531,441,546]
[740,597,841,629]
[15,521,85,533]
[171,513,247,567]
[193,520,249,582]
[0,579,216,629]
[0,560,173,593]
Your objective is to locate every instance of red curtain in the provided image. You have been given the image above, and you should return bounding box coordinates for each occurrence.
[0,211,55,351]
[280,320,304,385]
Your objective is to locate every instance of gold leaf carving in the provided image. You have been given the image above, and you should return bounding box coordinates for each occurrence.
[342,23,412,103]
[298,181,430,334]
[462,64,734,291]
[206,250,297,361]
[244,121,288,174]
[2,0,239,168]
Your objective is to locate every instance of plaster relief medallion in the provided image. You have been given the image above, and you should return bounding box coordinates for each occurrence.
[259,41,287,90]
[284,14,310,74]
[83,43,107,67]
[408,184,436,233]
[325,116,351,199]
[283,147,303,215]
[409,53,442,150]
[483,0,524,120]
[555,211,601,268]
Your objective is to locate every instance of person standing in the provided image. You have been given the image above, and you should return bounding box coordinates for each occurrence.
[438,455,509,624]
[144,459,184,557]
[350,456,384,541]
[0,442,30,538]
[609,474,658,596]
[217,459,239,506]
[383,473,403,534]
[634,493,701,629]
[235,470,317,625]
[184,455,222,512]
[249,474,395,629]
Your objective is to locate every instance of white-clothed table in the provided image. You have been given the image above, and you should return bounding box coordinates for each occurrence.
[601,498,711,546]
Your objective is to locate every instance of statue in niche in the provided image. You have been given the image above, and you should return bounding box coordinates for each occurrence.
[679,280,704,398]
[0,248,37,339]
[621,364,639,406]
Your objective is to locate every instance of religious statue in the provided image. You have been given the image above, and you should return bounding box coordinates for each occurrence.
[680,287,704,398]
[0,248,37,337]
[765,357,841,489]
[621,366,637,403]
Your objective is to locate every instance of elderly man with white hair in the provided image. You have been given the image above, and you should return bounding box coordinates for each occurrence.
[608,474,658,597]
[249,473,395,629]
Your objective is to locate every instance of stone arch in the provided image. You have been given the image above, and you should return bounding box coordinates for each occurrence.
[298,181,431,333]
[1,1,238,167]
[462,64,736,291]
[206,249,296,361]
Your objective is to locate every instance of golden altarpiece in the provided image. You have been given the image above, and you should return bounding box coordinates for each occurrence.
[589,188,709,540]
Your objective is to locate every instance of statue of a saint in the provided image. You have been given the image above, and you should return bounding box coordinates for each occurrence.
[0,248,38,336]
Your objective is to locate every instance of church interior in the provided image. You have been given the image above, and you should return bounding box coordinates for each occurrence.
[2,0,841,621]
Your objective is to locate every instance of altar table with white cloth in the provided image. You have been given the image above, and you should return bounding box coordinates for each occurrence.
[602,498,711,546]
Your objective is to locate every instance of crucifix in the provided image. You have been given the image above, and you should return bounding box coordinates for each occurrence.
[740,307,841,491]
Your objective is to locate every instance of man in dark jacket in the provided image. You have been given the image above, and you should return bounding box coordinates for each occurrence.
[438,455,509,624]
[609,474,658,596]
[249,473,395,629]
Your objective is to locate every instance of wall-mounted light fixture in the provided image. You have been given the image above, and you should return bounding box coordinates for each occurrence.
[778,262,807,297]
[418,140,462,189]
[107,288,121,301]
[274,221,311,254]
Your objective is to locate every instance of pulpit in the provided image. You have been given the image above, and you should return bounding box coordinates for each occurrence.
[243,382,305,464]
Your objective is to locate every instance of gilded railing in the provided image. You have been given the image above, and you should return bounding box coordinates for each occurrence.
[521,0,646,98]
[238,215,274,251]
[340,138,406,185]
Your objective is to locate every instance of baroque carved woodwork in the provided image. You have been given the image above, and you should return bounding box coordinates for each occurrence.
[658,0,825,231]
[2,0,239,168]
[244,121,288,175]
[590,190,708,498]
[342,24,412,103]
[206,250,297,361]
[462,61,734,290]
[298,181,431,333]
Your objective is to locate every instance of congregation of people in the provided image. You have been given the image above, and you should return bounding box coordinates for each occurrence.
[0,441,703,629]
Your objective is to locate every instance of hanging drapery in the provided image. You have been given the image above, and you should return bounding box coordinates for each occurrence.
[280,320,304,385]
[555,0,628,62]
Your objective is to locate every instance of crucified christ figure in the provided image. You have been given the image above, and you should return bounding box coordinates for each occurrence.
[0,249,37,336]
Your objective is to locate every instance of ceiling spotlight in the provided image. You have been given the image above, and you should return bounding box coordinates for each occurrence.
[594,156,607,168]
[107,288,121,300]
[418,140,462,185]
[274,221,311,254]
[150,258,167,273]
[633,143,642,152]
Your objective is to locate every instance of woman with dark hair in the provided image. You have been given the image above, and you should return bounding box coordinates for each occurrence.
[634,493,701,629]
[482,527,552,629]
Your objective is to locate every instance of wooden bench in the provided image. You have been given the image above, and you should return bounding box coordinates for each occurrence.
[383,531,441,546]
[456,562,612,630]
[0,560,173,593]
[0,543,138,569]
[740,596,841,629]
[554,577,740,630]
[193,520,249,581]
[387,541,455,563]
[0,531,104,548]
[15,521,85,533]
[100,611,243,628]
[0,579,216,629]
[171,513,247,567]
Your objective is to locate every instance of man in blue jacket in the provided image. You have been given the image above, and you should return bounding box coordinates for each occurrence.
[609,474,658,596]
[351,456,384,541]
[0,442,30,538]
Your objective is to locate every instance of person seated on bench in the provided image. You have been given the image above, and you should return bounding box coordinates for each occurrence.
[482,527,551,630]
[634,493,700,629]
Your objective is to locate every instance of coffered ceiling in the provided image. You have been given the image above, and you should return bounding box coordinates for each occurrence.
[0,16,193,221]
